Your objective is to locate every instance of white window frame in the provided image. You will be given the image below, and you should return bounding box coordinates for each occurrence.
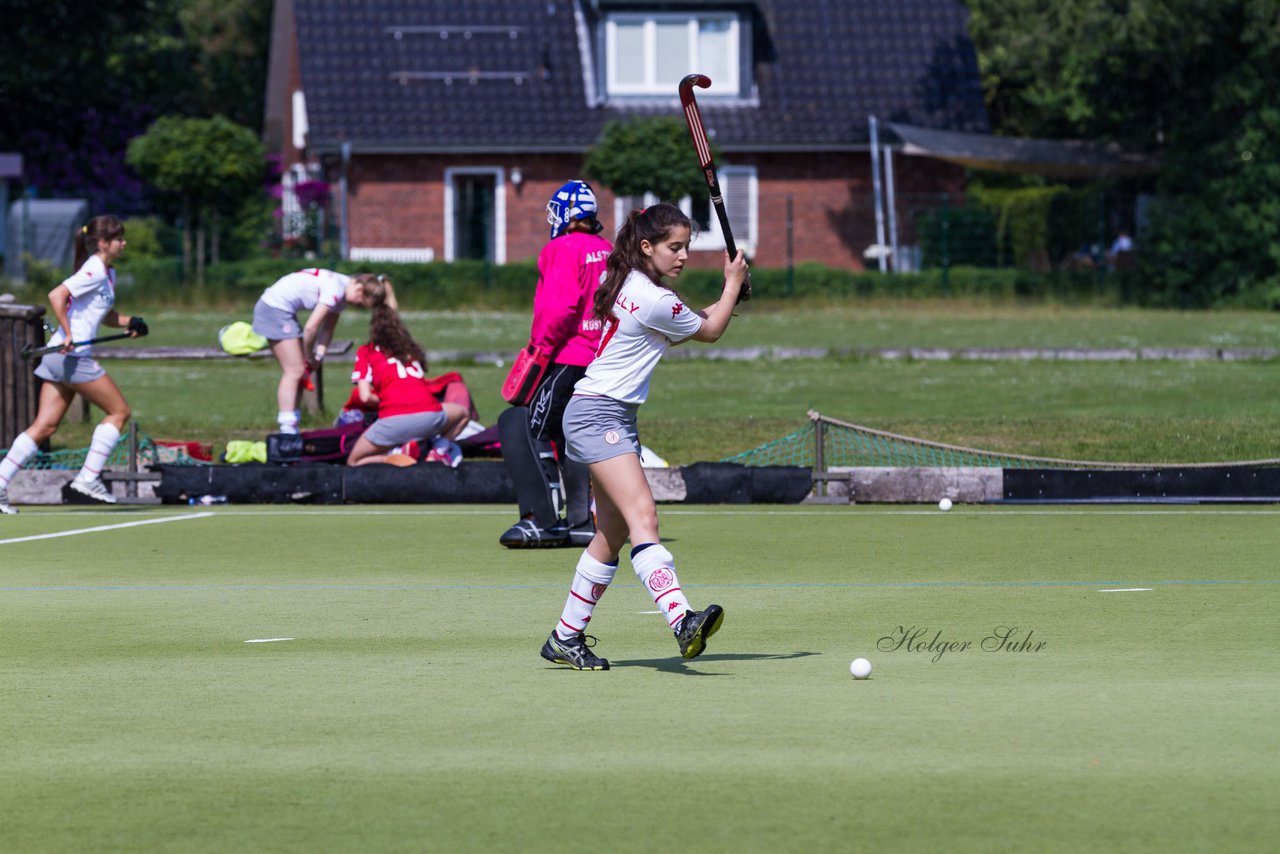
[612,164,757,256]
[443,167,507,264]
[605,12,739,96]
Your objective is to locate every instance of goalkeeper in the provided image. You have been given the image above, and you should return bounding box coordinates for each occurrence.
[498,180,611,548]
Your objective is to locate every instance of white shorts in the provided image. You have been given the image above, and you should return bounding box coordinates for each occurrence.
[563,395,641,464]
[34,353,107,385]
[362,411,448,448]
[252,300,302,341]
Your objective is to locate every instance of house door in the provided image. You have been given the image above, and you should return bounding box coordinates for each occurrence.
[452,174,496,262]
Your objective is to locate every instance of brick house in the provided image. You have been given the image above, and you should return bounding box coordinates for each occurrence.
[264,0,987,270]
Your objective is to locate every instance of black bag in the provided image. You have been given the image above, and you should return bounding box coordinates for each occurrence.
[266,433,304,464]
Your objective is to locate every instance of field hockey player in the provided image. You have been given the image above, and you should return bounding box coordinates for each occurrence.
[252,267,378,435]
[0,215,148,513]
[540,203,748,670]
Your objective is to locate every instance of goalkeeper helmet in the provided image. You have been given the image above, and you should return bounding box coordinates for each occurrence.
[546,180,598,239]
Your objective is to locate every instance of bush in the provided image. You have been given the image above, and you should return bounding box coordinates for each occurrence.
[102,255,1170,310]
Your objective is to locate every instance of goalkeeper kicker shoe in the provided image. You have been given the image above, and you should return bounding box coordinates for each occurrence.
[499,518,569,548]
[70,475,117,504]
[0,487,16,515]
[675,605,725,660]
[540,631,610,671]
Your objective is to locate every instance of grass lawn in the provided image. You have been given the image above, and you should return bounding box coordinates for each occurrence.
[14,300,1280,463]
[2,505,1277,851]
[37,356,1280,466]
[133,300,1280,352]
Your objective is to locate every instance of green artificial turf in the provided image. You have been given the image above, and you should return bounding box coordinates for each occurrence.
[2,505,1277,852]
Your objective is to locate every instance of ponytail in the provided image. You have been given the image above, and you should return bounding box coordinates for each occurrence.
[363,274,426,368]
[592,203,693,321]
[73,215,125,269]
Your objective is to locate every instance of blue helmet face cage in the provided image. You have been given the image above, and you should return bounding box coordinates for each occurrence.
[547,180,598,239]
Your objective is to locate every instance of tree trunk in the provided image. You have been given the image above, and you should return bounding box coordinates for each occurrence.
[210,211,221,266]
[195,209,206,288]
[181,197,193,283]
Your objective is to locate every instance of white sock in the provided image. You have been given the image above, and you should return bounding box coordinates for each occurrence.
[277,410,299,434]
[631,544,692,629]
[0,432,40,489]
[78,423,121,481]
[555,552,618,640]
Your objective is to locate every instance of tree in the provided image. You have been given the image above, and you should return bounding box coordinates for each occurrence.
[964,0,1280,304]
[582,117,718,201]
[126,115,265,284]
[0,0,271,216]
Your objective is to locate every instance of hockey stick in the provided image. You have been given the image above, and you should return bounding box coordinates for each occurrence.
[21,332,135,359]
[679,73,751,302]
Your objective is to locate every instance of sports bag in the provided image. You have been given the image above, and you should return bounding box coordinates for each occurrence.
[501,344,551,406]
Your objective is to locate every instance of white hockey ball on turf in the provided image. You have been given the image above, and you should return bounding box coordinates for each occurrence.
[850,657,872,679]
[938,498,953,511]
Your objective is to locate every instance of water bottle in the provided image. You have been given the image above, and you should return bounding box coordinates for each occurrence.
[188,494,228,506]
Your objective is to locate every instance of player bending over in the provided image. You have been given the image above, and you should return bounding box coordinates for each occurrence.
[540,203,748,670]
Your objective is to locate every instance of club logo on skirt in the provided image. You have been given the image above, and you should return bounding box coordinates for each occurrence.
[648,568,674,592]
[604,430,620,445]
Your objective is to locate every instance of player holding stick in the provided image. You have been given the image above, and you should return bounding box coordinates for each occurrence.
[0,215,148,513]
[539,203,748,670]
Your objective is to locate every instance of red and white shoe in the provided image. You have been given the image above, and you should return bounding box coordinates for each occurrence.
[426,438,462,468]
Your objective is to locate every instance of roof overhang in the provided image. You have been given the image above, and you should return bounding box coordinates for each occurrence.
[889,123,1158,178]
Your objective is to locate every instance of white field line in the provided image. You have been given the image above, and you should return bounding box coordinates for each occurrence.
[245,638,295,643]
[1099,588,1154,592]
[10,507,1280,521]
[0,512,214,546]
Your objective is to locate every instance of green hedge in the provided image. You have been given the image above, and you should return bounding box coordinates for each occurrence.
[0,255,1196,310]
[101,257,1135,309]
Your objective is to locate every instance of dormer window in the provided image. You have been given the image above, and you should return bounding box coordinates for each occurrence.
[605,12,740,97]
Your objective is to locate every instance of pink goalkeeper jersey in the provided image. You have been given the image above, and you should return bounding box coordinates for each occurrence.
[573,270,703,405]
[529,231,612,366]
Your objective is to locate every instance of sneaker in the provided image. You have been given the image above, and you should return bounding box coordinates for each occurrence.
[0,487,16,515]
[674,605,725,660]
[499,518,569,549]
[69,476,118,504]
[540,631,610,671]
[427,437,463,468]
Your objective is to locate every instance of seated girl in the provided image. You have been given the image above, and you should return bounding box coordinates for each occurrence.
[345,278,469,466]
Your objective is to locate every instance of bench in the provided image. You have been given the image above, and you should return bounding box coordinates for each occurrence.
[79,340,354,415]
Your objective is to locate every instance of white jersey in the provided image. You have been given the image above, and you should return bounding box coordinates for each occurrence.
[260,268,350,314]
[573,270,703,404]
[49,256,115,355]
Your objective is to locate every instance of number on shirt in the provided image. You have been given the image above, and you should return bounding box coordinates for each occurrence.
[386,356,424,379]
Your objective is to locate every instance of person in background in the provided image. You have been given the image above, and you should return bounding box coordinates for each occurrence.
[1106,231,1135,271]
[498,180,612,548]
[0,215,148,513]
[345,276,469,466]
[253,268,381,435]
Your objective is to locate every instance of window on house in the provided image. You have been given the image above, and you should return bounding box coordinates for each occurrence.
[689,165,757,255]
[605,13,740,96]
[613,165,758,256]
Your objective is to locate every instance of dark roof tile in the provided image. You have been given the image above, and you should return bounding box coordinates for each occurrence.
[295,0,987,152]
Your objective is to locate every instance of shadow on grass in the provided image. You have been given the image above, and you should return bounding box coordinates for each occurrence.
[612,650,820,675]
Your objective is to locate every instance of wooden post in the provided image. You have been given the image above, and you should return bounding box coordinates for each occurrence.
[0,302,45,449]
[127,420,139,498]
